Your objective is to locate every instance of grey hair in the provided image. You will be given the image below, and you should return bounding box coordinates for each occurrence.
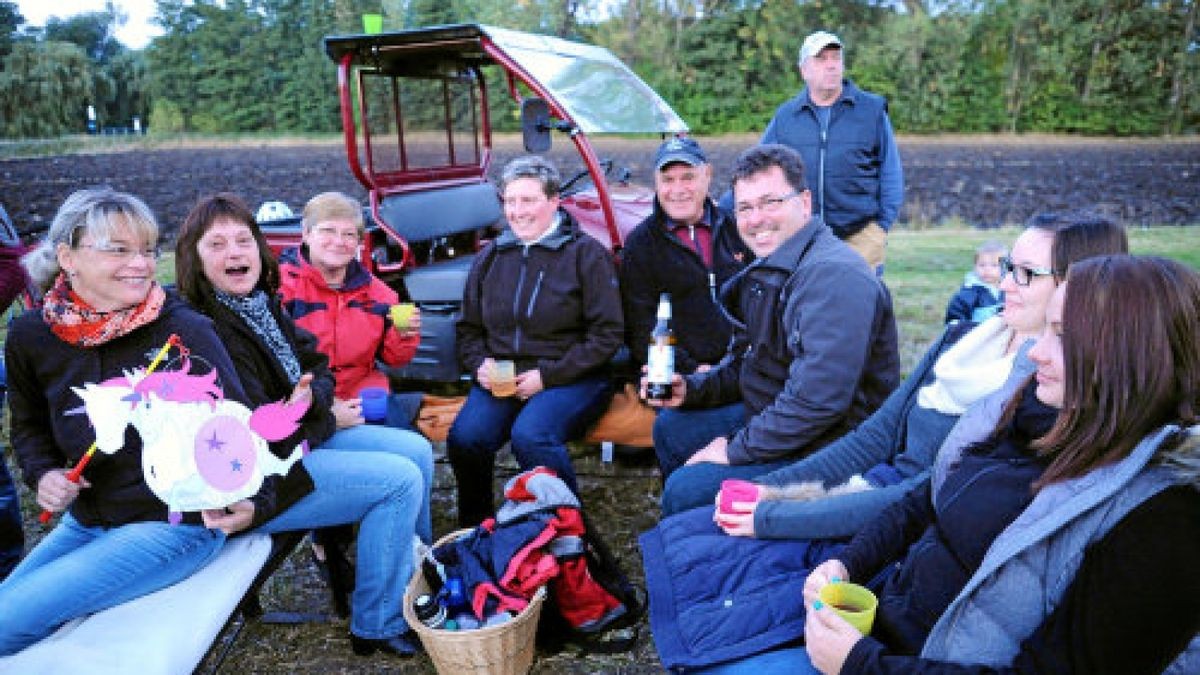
[499,156,561,198]
[23,187,159,291]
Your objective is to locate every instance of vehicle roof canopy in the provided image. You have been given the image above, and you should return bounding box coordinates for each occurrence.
[324,23,688,135]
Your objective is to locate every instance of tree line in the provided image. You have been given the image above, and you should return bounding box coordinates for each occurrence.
[1,0,1196,139]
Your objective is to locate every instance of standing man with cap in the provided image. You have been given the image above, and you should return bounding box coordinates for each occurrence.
[621,136,753,379]
[762,30,903,273]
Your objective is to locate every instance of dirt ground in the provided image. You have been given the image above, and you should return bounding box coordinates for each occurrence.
[3,135,1198,236]
[2,135,1198,673]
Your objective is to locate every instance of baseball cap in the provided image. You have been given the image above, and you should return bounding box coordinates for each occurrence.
[655,136,707,171]
[799,31,843,64]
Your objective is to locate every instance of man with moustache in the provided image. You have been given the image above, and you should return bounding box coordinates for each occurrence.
[646,144,899,515]
[621,137,753,378]
[762,31,903,273]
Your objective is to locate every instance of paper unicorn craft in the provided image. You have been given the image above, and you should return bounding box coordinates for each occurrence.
[72,357,310,523]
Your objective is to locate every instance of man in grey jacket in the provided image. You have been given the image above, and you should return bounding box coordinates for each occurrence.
[644,144,899,514]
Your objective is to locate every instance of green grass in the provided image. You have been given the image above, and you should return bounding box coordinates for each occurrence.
[885,227,1200,374]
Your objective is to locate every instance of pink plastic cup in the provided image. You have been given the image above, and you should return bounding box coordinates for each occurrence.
[718,479,761,515]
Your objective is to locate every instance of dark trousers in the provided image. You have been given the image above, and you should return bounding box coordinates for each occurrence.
[447,376,611,527]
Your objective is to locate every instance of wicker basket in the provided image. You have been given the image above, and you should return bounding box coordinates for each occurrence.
[404,529,547,675]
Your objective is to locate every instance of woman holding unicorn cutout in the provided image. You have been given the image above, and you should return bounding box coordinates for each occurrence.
[0,188,255,654]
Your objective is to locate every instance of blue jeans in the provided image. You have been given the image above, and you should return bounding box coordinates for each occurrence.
[690,646,819,674]
[254,448,423,640]
[322,424,434,543]
[0,513,225,655]
[0,453,22,582]
[447,376,611,527]
[661,457,796,517]
[653,402,749,479]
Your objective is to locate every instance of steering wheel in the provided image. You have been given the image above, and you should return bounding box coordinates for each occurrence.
[561,159,631,196]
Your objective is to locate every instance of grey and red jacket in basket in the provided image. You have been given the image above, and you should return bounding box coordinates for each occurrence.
[432,467,625,630]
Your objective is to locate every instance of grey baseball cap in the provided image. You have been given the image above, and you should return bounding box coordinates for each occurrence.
[799,31,843,64]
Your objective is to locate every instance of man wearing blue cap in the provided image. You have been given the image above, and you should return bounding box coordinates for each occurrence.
[620,136,753,379]
[762,30,903,273]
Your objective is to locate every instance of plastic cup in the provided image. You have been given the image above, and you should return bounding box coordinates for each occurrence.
[359,387,388,423]
[390,303,416,330]
[818,582,877,635]
[718,479,760,515]
[362,13,383,34]
[490,360,516,398]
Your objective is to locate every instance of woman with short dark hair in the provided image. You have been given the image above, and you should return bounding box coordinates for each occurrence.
[448,155,624,526]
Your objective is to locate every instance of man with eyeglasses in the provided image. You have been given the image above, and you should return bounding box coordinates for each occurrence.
[620,136,754,380]
[646,144,900,516]
[760,30,903,274]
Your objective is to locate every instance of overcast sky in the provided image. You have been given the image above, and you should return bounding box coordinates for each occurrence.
[15,0,162,49]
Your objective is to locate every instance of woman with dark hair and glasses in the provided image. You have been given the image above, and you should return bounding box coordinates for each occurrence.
[173,193,427,658]
[447,155,624,526]
[800,255,1200,674]
[646,215,1129,671]
[0,188,248,654]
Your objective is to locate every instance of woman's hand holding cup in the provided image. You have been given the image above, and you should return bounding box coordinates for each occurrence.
[804,559,851,607]
[389,303,420,335]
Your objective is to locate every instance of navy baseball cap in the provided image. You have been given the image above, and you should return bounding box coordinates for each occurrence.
[655,136,707,171]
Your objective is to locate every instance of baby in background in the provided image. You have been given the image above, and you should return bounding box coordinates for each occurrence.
[944,240,1006,324]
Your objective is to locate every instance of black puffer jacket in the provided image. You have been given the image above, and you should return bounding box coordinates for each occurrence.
[456,210,624,388]
[839,383,1056,656]
[619,198,753,373]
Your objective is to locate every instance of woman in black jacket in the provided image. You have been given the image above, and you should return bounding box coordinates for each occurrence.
[0,188,250,654]
[449,156,624,526]
[174,194,428,658]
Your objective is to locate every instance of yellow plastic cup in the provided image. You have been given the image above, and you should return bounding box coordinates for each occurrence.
[818,582,877,635]
[389,303,416,330]
[362,13,383,34]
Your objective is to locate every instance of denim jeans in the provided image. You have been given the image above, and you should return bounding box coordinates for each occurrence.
[0,453,22,582]
[653,402,749,480]
[690,646,819,674]
[254,448,423,640]
[447,376,611,527]
[660,457,796,517]
[0,513,225,655]
[321,424,434,543]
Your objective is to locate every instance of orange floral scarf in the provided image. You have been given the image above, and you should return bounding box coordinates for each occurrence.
[42,273,166,347]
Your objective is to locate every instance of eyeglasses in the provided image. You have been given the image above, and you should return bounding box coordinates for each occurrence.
[734,190,802,219]
[78,243,160,262]
[1000,256,1054,286]
[312,225,361,242]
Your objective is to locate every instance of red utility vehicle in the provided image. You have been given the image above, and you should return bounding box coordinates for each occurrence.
[261,23,688,385]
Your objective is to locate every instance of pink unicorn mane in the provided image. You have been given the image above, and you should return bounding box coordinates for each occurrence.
[105,357,225,408]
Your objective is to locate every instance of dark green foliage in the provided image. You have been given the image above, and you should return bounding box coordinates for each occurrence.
[1,0,1197,138]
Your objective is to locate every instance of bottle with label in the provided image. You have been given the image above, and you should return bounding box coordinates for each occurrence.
[646,293,675,401]
[413,593,447,629]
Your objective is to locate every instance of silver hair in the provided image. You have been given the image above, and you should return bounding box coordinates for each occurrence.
[499,156,561,198]
[22,187,159,291]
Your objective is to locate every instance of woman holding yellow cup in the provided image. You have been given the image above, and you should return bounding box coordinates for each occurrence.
[696,256,1200,673]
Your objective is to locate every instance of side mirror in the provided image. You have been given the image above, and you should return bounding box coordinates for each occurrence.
[521,98,552,153]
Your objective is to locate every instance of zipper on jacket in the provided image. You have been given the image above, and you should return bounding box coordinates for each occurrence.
[708,272,718,303]
[525,271,545,319]
[818,124,828,223]
[512,247,530,353]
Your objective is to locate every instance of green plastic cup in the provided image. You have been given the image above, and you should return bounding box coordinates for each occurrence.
[818,582,877,635]
[362,13,383,34]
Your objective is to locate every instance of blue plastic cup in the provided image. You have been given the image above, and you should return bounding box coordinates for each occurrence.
[359,387,388,423]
